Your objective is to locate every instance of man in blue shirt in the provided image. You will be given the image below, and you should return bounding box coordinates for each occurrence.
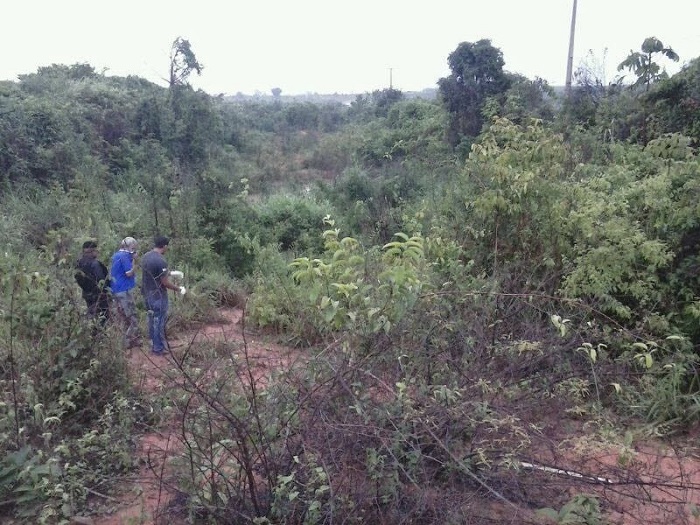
[111,237,142,349]
[141,236,185,355]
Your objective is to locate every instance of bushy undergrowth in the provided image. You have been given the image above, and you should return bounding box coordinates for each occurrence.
[0,261,143,522]
[0,189,225,523]
[233,164,700,521]
[2,61,700,523]
[172,284,684,523]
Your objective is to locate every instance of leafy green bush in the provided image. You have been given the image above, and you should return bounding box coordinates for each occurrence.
[255,193,330,254]
[0,393,143,523]
[0,251,140,523]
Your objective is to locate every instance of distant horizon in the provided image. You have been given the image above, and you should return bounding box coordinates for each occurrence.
[2,0,698,97]
[6,58,688,99]
[7,51,689,99]
[2,61,580,98]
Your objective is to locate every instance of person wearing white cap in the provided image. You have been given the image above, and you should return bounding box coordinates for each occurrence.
[110,237,142,349]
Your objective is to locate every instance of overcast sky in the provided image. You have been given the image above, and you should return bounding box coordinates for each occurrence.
[2,0,699,95]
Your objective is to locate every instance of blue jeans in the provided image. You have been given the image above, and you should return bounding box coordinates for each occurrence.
[144,294,169,353]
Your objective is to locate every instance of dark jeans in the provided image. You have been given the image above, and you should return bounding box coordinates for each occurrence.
[86,294,110,327]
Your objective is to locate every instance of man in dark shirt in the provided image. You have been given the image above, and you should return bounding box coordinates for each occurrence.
[75,240,110,325]
[140,236,185,355]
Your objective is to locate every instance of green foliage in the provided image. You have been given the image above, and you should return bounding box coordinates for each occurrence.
[0,394,142,523]
[4,51,700,524]
[202,185,331,277]
[267,456,331,524]
[245,247,306,339]
[317,162,429,245]
[561,142,700,321]
[434,116,700,329]
[356,98,450,168]
[164,87,223,171]
[645,132,694,161]
[537,494,603,524]
[305,129,359,173]
[438,39,512,145]
[497,75,556,124]
[447,117,571,295]
[0,255,140,522]
[288,220,424,340]
[256,194,329,254]
[189,268,245,308]
[622,337,700,425]
[562,221,671,320]
[0,446,63,522]
[618,37,680,92]
[347,88,405,122]
[591,86,646,142]
[0,94,86,186]
[283,102,321,130]
[248,217,426,346]
[168,37,203,87]
[645,58,700,143]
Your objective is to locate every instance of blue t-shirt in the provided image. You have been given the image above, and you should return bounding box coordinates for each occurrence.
[110,250,136,293]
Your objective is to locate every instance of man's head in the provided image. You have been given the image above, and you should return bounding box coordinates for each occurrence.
[120,236,138,253]
[82,240,98,258]
[153,235,170,252]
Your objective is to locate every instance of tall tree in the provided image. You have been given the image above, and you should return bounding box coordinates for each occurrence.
[438,39,511,148]
[618,37,679,92]
[163,38,217,173]
[169,37,203,88]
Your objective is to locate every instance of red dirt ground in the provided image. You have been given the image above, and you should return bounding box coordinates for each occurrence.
[93,308,700,525]
[98,308,295,525]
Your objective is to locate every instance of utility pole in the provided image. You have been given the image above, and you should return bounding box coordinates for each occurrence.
[388,68,393,90]
[565,0,578,95]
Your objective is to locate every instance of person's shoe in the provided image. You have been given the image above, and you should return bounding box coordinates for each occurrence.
[151,348,169,356]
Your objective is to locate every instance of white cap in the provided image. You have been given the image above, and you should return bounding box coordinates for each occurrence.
[120,237,138,251]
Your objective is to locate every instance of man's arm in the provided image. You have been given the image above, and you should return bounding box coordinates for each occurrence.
[75,270,93,293]
[96,261,110,290]
[160,274,181,292]
[125,254,136,277]
[93,260,109,282]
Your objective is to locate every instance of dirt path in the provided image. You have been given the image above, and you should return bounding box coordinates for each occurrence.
[91,308,700,525]
[97,307,294,525]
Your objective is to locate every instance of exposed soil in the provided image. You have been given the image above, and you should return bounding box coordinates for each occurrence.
[96,308,295,525]
[90,308,700,525]
[522,434,700,524]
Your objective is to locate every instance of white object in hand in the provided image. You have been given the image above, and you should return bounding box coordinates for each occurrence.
[170,270,184,279]
[179,286,187,295]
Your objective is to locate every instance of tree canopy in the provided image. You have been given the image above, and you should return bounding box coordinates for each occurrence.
[168,37,203,88]
[618,36,680,91]
[438,39,511,147]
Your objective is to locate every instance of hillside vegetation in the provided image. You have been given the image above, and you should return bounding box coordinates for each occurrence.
[1,38,700,524]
